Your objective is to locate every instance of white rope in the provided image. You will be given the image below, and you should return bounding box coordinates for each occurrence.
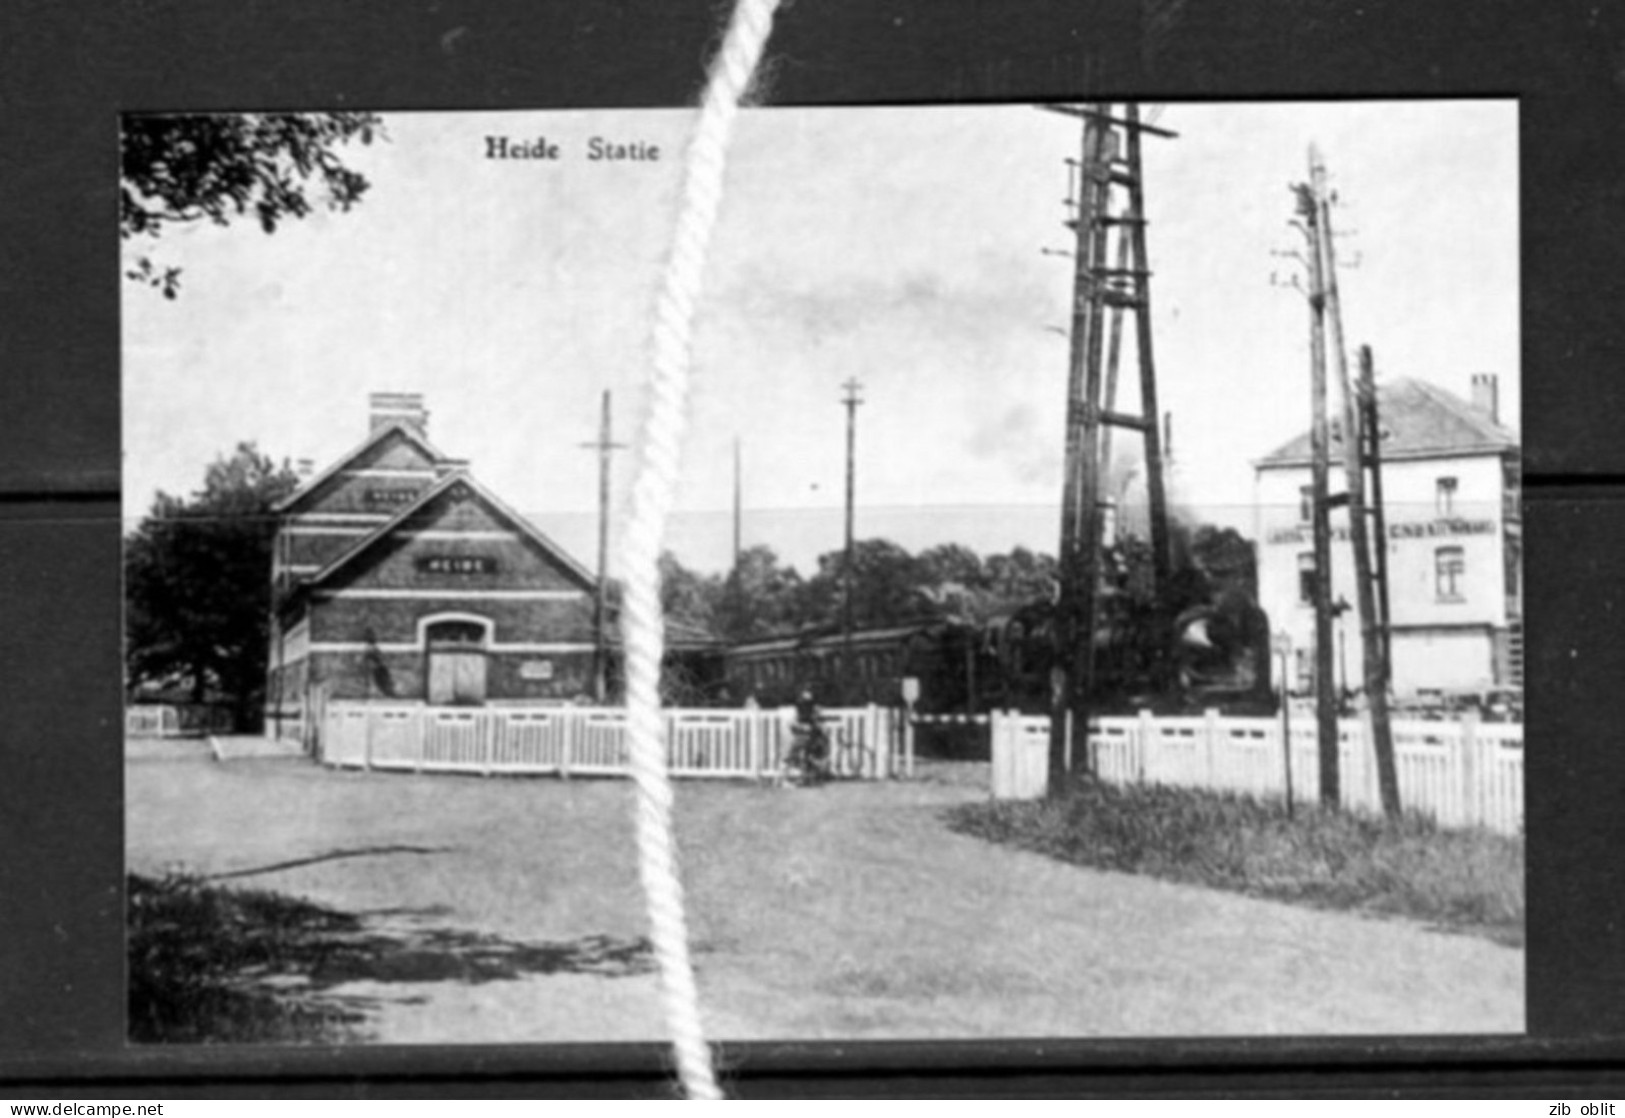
[621,0,780,1100]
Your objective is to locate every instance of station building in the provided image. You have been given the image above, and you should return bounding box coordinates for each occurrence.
[1253,374,1521,698]
[265,394,600,731]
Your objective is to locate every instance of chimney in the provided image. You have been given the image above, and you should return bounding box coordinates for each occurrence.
[295,458,315,478]
[369,392,429,437]
[1470,374,1499,425]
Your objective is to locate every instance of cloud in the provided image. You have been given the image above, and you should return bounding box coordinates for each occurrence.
[718,245,1061,353]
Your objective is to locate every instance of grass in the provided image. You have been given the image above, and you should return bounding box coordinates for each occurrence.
[944,778,1525,947]
[128,873,371,1044]
[127,872,654,1044]
[128,749,1525,1039]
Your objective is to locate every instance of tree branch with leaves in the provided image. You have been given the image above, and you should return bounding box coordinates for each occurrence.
[120,112,383,298]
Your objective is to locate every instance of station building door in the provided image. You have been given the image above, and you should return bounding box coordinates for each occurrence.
[425,619,489,705]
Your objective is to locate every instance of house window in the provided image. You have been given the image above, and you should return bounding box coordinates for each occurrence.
[1436,476,1458,517]
[1502,456,1521,519]
[1436,546,1466,602]
[1298,485,1314,523]
[1294,647,1314,691]
[1297,552,1318,604]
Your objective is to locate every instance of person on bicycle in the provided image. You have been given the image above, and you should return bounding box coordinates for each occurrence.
[792,688,831,784]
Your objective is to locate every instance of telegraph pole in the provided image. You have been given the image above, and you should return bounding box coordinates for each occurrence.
[1123,105,1174,612]
[1098,233,1133,476]
[841,378,864,693]
[1052,108,1111,787]
[1360,346,1393,673]
[1043,101,1177,792]
[581,390,626,702]
[1295,161,1340,807]
[1313,151,1399,818]
[732,436,743,574]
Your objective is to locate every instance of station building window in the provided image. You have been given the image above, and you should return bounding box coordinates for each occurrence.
[1436,545,1466,602]
[1436,476,1458,517]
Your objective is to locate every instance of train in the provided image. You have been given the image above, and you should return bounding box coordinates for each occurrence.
[704,587,1275,719]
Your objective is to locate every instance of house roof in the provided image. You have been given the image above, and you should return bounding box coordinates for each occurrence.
[602,618,725,651]
[299,469,596,594]
[272,422,457,513]
[1256,377,1518,469]
[726,623,944,657]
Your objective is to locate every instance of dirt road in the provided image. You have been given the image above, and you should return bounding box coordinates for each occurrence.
[127,742,1523,1042]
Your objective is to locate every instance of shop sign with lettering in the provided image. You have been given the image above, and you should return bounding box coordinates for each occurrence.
[415,555,499,574]
[365,488,420,507]
[1266,517,1495,546]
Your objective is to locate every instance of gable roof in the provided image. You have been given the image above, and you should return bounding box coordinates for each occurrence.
[300,469,596,593]
[1256,377,1518,469]
[273,422,459,513]
[602,617,725,651]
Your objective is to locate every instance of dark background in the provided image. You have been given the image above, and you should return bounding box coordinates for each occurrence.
[3,0,1622,1098]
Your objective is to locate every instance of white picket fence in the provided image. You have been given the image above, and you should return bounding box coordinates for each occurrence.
[126,706,183,737]
[991,709,1523,834]
[125,704,234,738]
[317,701,906,781]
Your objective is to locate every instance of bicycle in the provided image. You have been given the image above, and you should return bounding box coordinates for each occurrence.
[824,723,880,780]
[774,719,833,787]
[775,717,881,785]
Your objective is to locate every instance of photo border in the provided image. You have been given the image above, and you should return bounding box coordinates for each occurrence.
[3,0,1620,1097]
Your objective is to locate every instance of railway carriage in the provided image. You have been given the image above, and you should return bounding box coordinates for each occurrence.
[717,591,1276,719]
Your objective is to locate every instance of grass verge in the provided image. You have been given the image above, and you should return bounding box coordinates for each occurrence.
[128,873,370,1044]
[944,779,1524,947]
[128,873,655,1044]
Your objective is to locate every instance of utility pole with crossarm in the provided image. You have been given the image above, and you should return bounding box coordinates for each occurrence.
[1041,102,1176,794]
[580,390,626,702]
[840,377,863,696]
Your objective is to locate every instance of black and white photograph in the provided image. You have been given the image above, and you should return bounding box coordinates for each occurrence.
[121,100,1522,1047]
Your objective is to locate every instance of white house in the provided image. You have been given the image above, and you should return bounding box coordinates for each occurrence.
[1254,374,1521,697]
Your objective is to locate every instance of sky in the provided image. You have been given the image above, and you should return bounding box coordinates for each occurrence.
[123,101,1519,575]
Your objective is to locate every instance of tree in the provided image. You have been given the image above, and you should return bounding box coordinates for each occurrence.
[983,547,1059,610]
[121,112,383,298]
[915,543,984,589]
[124,444,301,730]
[800,538,938,631]
[914,543,1003,623]
[714,545,806,641]
[658,550,722,636]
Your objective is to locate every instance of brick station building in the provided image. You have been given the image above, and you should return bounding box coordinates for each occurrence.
[265,394,600,732]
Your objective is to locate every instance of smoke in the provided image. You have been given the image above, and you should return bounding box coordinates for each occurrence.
[1103,445,1194,526]
[967,403,1062,486]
